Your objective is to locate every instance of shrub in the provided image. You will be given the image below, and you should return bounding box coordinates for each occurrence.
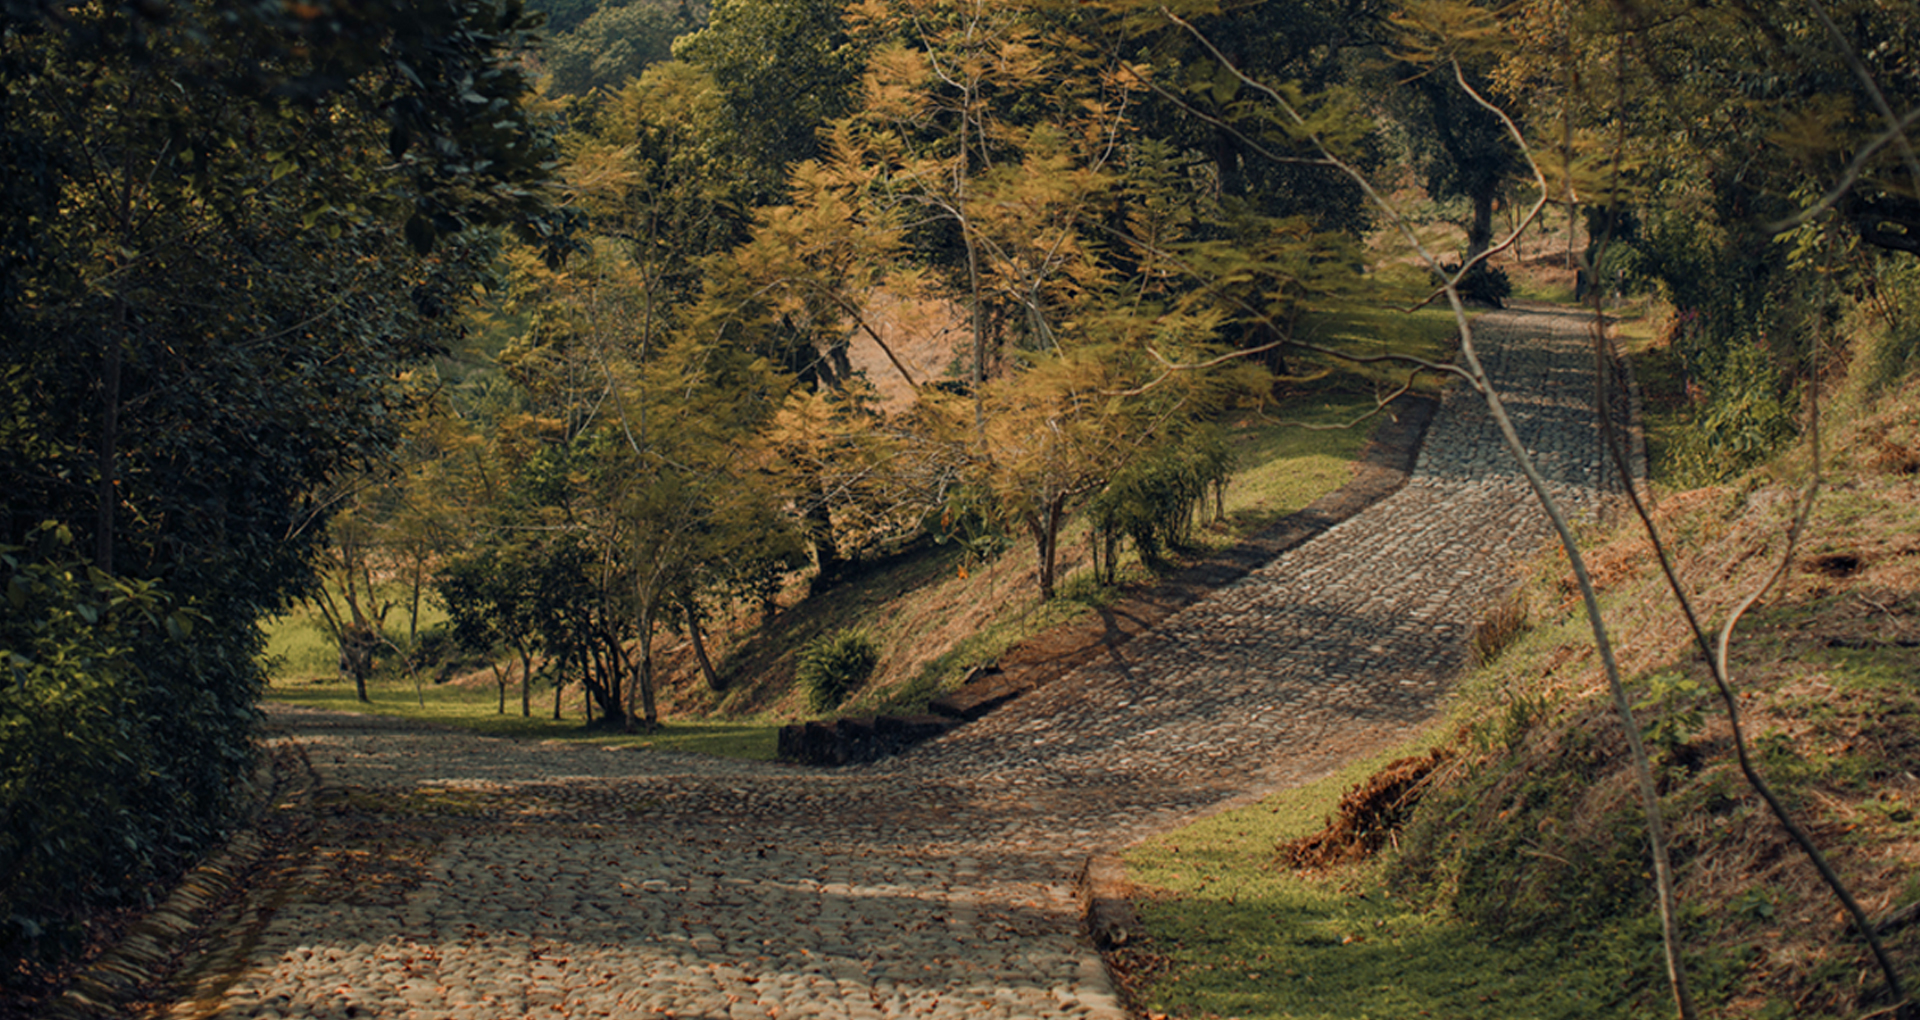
[1670,340,1798,484]
[1,526,257,971]
[798,628,878,713]
[1438,262,1512,308]
[1086,428,1230,581]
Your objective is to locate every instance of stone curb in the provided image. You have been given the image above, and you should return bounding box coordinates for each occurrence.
[39,736,318,1020]
[1077,853,1138,954]
[777,393,1441,767]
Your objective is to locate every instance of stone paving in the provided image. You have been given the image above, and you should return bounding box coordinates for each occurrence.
[169,304,1620,1020]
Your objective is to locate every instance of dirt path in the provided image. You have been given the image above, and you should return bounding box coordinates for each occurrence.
[126,304,1619,1020]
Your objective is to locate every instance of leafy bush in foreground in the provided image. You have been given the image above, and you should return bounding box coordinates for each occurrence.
[0,529,257,972]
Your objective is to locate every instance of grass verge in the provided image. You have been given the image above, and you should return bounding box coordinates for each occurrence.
[1120,731,1722,1020]
[264,675,780,759]
[1123,368,1920,1018]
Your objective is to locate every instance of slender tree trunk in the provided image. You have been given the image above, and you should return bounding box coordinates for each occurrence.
[518,642,533,718]
[629,603,659,733]
[95,322,123,573]
[491,659,507,714]
[685,601,724,693]
[408,559,424,646]
[640,641,658,731]
[1028,497,1066,601]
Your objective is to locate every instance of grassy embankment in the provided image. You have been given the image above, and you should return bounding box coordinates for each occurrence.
[1122,297,1920,1019]
[261,302,1461,760]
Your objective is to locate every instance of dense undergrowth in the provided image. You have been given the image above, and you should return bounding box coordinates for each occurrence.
[1123,296,1920,1018]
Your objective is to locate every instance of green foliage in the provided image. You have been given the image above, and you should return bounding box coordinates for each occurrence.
[0,528,254,968]
[1631,670,1706,768]
[1670,340,1800,485]
[672,0,863,206]
[1445,262,1513,308]
[542,0,700,96]
[0,0,561,974]
[797,628,879,713]
[1085,427,1230,574]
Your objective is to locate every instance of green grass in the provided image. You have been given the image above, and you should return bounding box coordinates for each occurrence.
[1602,301,1692,486]
[261,595,451,681]
[262,612,340,678]
[1290,303,1461,398]
[1197,302,1460,539]
[266,673,780,759]
[1124,731,1685,1020]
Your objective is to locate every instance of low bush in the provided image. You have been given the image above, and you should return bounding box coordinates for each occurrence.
[798,628,878,713]
[1086,428,1229,580]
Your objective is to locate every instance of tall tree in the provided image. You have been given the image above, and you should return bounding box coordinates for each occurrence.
[673,0,867,206]
[0,0,561,964]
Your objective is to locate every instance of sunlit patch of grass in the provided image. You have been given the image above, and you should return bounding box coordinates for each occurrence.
[1215,405,1379,536]
[1125,731,1683,1020]
[1199,303,1461,537]
[260,596,452,682]
[262,611,339,679]
[1291,302,1462,400]
[265,674,779,759]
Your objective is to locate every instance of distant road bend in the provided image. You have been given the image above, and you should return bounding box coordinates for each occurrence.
[173,303,1619,1020]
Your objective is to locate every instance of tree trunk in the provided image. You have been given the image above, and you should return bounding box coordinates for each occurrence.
[685,600,725,693]
[518,643,534,718]
[491,659,507,715]
[640,645,658,731]
[629,605,660,733]
[807,501,842,588]
[593,627,625,724]
[579,650,593,725]
[95,324,123,573]
[407,559,424,647]
[1240,320,1290,378]
[1466,182,1496,263]
[1029,497,1066,601]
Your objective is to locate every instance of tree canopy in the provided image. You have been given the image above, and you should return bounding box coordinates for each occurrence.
[0,0,561,962]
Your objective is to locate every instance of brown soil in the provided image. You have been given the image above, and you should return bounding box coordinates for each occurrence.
[1276,746,1451,871]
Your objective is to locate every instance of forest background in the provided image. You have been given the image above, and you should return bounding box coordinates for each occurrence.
[5,0,1920,1015]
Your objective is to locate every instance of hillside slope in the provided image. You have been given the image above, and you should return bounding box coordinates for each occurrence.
[1119,362,1920,1018]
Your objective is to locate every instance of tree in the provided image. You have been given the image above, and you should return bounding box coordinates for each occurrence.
[440,540,549,716]
[542,0,701,96]
[737,0,1291,598]
[673,0,867,206]
[0,0,561,965]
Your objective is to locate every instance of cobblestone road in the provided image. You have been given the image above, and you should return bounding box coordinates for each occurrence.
[174,305,1619,1020]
